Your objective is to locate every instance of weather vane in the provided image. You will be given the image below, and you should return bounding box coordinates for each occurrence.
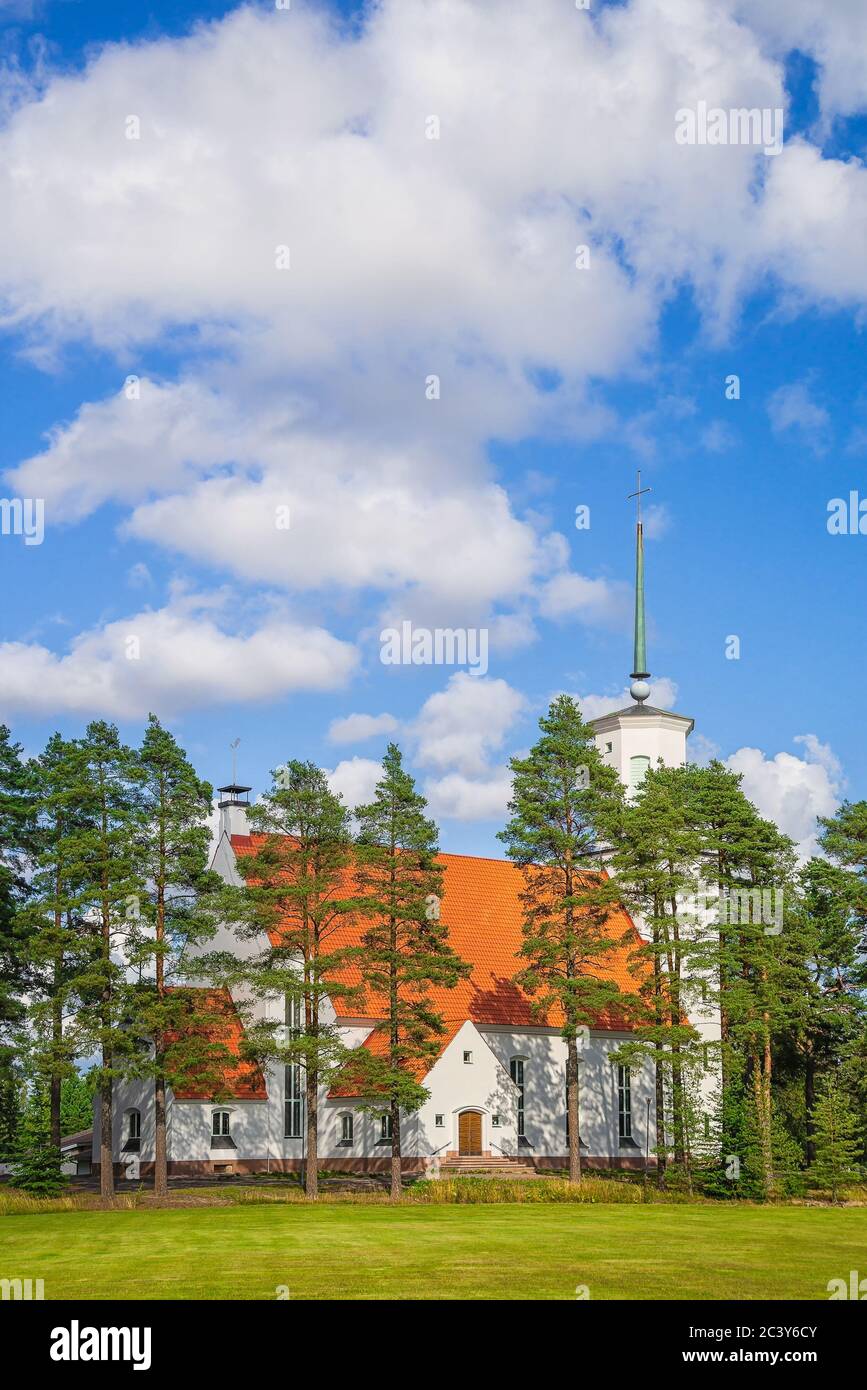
[627,469,651,526]
[230,737,241,786]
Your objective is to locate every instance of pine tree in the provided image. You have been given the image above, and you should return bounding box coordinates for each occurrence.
[782,859,861,1166]
[499,696,626,1183]
[21,734,94,1158]
[819,801,867,880]
[9,1080,66,1197]
[0,726,37,1135]
[354,745,470,1200]
[73,722,146,1203]
[227,760,362,1201]
[130,716,221,1198]
[810,1073,863,1202]
[60,1071,95,1136]
[608,764,706,1185]
[0,1059,25,1168]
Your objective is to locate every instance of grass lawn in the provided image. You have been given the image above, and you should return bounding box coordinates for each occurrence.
[2,1203,864,1300]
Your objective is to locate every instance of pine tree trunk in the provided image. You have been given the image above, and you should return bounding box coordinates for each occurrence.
[99,1063,114,1203]
[671,1048,686,1166]
[154,835,167,1198]
[655,1052,666,1189]
[752,1046,773,1199]
[154,1072,168,1198]
[804,1043,816,1165]
[566,1036,581,1182]
[304,1065,318,1200]
[762,1025,775,1196]
[50,930,63,1155]
[50,981,63,1155]
[653,927,666,1188]
[390,1098,402,1200]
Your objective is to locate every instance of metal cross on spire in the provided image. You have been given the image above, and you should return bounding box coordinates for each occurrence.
[627,469,652,524]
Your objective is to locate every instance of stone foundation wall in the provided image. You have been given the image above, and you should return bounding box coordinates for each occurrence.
[93,1153,654,1177]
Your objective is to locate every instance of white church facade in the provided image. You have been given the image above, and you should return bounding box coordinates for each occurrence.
[94,512,721,1178]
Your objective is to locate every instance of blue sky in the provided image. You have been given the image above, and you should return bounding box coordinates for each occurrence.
[0,0,865,858]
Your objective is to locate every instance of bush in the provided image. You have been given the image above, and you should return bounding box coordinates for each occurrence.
[9,1125,67,1198]
[407,1177,645,1204]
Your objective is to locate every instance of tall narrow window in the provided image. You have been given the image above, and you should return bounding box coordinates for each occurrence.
[617,1065,632,1142]
[628,755,650,792]
[340,1113,354,1144]
[379,1113,393,1143]
[510,1058,525,1138]
[212,1110,230,1137]
[284,990,303,1138]
[284,1063,302,1138]
[124,1109,141,1152]
[285,992,302,1035]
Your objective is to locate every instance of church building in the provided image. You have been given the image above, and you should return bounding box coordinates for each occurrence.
[98,507,719,1177]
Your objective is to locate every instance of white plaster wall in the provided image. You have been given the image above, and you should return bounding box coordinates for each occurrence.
[593,711,691,787]
[481,1028,656,1160]
[92,1076,154,1169]
[413,1021,519,1159]
[95,1025,661,1165]
[169,1098,270,1163]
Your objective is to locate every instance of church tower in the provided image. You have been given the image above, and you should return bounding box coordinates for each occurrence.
[590,476,693,790]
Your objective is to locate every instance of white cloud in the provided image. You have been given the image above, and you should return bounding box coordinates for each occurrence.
[328,712,398,745]
[1,0,867,722]
[1,0,864,464]
[767,378,831,452]
[0,589,358,720]
[412,673,526,778]
[424,767,513,823]
[538,573,630,626]
[700,420,737,454]
[689,732,722,766]
[725,737,842,859]
[793,733,844,784]
[8,378,245,522]
[642,504,671,541]
[324,757,383,810]
[126,561,153,589]
[733,0,867,123]
[403,672,526,822]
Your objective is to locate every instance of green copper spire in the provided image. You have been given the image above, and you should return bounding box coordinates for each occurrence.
[627,472,651,704]
[631,521,649,681]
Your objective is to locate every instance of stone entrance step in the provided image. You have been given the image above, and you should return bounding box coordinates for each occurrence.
[438,1155,539,1179]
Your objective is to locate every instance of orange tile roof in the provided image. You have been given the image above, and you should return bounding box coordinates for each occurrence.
[328,1019,465,1098]
[166,987,268,1101]
[231,837,646,1037]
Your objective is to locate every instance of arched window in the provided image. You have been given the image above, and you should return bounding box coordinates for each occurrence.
[211,1110,235,1149]
[510,1057,526,1138]
[629,755,650,792]
[339,1113,354,1145]
[123,1109,141,1152]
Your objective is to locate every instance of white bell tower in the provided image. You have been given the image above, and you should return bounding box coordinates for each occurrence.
[590,472,693,790]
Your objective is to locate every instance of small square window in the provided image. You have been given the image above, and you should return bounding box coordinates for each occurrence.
[434,1114,444,1128]
[463,1051,473,1064]
[605,742,613,753]
[492,1114,501,1128]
